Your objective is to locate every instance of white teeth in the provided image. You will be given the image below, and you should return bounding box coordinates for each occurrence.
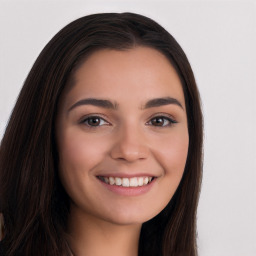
[122,178,129,187]
[143,177,149,185]
[109,177,115,185]
[129,177,138,187]
[115,177,122,186]
[99,176,154,187]
[138,177,144,186]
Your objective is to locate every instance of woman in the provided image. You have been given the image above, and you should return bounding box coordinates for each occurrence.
[0,13,203,256]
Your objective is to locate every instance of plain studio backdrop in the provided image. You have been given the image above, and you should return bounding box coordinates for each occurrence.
[0,0,255,255]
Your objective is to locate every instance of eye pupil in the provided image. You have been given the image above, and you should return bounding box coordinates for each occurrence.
[88,117,100,126]
[152,117,164,126]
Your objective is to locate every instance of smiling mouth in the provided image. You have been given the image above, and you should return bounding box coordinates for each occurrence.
[97,176,155,187]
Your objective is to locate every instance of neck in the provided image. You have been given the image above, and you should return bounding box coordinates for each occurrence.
[67,205,142,256]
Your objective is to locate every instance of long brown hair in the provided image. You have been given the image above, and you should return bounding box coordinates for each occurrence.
[0,13,203,256]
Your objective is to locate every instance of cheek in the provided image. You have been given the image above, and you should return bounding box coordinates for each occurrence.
[136,130,189,221]
[152,129,189,175]
[56,130,116,214]
[56,129,110,198]
[150,129,189,202]
[58,129,108,170]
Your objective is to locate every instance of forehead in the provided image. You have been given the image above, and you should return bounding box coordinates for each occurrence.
[61,47,185,108]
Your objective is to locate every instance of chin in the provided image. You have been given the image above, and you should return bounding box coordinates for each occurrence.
[97,205,163,226]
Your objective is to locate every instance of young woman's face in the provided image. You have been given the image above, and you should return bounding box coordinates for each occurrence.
[56,47,189,225]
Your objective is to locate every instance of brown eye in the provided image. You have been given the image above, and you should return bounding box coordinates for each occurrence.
[151,117,166,126]
[82,116,109,127]
[87,117,101,126]
[148,116,177,127]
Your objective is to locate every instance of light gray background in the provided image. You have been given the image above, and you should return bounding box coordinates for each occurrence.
[0,0,255,255]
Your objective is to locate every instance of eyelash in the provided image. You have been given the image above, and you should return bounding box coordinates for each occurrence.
[79,114,110,128]
[146,114,177,127]
[80,114,177,128]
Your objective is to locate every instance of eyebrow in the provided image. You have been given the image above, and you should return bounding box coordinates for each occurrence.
[68,96,183,112]
[142,97,183,109]
[68,98,118,111]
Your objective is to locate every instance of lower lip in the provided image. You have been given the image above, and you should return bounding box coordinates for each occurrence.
[97,178,156,196]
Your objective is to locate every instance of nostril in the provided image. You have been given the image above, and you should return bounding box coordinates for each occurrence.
[110,143,149,162]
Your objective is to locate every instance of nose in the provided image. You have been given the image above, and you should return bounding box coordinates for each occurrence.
[110,124,149,162]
